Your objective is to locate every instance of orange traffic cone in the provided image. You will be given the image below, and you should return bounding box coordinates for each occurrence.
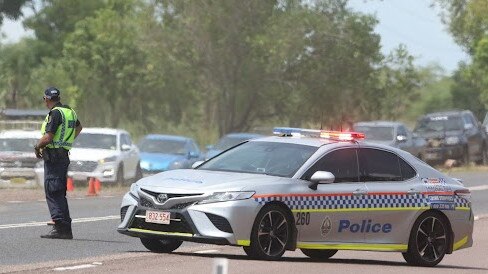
[86,177,97,196]
[67,177,74,192]
[94,178,102,194]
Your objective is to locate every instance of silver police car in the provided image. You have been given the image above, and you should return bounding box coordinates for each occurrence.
[117,128,473,267]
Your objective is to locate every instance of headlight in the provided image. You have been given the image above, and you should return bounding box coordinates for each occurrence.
[198,191,255,204]
[169,161,184,170]
[445,136,461,145]
[99,155,117,164]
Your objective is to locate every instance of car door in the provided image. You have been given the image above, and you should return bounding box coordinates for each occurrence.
[358,147,419,247]
[463,113,483,158]
[298,148,368,244]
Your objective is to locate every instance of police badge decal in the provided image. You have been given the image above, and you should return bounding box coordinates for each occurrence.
[321,217,332,238]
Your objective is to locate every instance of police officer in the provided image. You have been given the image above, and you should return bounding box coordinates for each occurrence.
[35,87,82,239]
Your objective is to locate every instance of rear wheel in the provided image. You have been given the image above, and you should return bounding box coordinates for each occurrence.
[134,163,143,182]
[462,147,470,166]
[477,144,488,165]
[140,238,182,253]
[402,211,449,267]
[247,204,292,260]
[301,249,337,260]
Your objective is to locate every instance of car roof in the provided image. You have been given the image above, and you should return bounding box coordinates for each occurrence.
[0,130,41,138]
[80,127,127,135]
[143,134,192,142]
[421,110,471,118]
[354,121,403,127]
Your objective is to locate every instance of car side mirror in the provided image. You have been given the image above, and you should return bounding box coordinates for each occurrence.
[309,171,335,190]
[396,135,407,143]
[121,144,131,151]
[192,161,204,169]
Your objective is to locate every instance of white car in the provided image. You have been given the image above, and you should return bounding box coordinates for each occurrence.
[0,130,41,188]
[36,128,142,186]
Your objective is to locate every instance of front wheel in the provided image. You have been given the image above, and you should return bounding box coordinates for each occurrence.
[402,211,449,267]
[301,249,337,260]
[116,165,124,186]
[140,238,182,253]
[247,205,292,260]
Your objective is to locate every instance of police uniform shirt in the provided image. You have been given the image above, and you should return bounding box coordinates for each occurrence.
[44,102,81,135]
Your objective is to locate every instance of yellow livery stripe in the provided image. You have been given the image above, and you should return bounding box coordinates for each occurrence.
[128,228,193,237]
[297,242,407,252]
[292,207,430,213]
[453,236,468,251]
[237,240,250,246]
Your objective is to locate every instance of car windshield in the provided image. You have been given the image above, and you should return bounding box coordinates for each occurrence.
[0,138,37,152]
[199,141,317,177]
[354,126,394,141]
[414,116,464,132]
[213,135,257,150]
[73,133,117,150]
[138,139,187,154]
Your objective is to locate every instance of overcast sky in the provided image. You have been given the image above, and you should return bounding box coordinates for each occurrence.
[1,0,469,74]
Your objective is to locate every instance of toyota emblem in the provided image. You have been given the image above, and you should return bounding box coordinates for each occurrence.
[156,193,169,203]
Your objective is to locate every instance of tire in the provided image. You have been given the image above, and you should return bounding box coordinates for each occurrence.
[116,165,124,186]
[402,211,449,267]
[246,204,292,260]
[477,144,488,166]
[140,238,182,253]
[462,147,470,166]
[301,249,337,260]
[134,163,143,182]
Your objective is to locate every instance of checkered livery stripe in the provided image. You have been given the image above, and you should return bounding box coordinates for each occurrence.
[253,193,470,211]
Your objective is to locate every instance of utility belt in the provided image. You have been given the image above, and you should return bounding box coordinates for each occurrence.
[43,147,69,163]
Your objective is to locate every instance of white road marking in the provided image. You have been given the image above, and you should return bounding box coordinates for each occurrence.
[0,215,119,229]
[53,262,103,271]
[468,185,488,191]
[194,249,220,254]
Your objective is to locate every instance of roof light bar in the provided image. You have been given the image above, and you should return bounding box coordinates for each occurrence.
[273,127,365,141]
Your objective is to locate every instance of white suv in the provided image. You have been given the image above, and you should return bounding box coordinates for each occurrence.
[37,128,142,186]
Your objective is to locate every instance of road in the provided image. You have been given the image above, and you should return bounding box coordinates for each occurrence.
[0,171,487,273]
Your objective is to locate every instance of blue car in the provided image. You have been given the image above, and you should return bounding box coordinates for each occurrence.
[205,132,263,160]
[138,134,202,176]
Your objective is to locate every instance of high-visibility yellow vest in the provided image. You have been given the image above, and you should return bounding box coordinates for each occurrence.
[41,106,78,150]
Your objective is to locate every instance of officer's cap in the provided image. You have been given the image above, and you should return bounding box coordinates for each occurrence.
[44,87,61,100]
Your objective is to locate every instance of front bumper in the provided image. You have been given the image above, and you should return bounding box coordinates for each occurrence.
[68,162,118,183]
[423,145,464,162]
[0,168,39,187]
[117,192,259,246]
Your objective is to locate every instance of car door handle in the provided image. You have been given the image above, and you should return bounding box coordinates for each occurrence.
[407,189,420,195]
[353,189,367,196]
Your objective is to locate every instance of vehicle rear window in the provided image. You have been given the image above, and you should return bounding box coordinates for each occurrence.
[73,133,117,150]
[359,148,416,182]
[198,141,317,178]
[138,139,187,154]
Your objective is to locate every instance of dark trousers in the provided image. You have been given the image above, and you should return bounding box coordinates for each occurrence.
[44,155,71,229]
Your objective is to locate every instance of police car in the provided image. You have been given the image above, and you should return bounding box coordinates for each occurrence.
[117,128,473,267]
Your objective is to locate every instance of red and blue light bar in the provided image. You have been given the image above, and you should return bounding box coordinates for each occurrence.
[273,127,365,141]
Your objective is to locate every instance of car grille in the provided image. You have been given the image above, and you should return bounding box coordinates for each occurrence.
[205,213,233,233]
[69,161,98,172]
[121,206,129,222]
[170,202,195,210]
[140,189,203,200]
[130,209,193,234]
[0,159,39,168]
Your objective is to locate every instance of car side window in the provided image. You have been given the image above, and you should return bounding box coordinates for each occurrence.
[121,134,131,147]
[303,148,359,183]
[190,141,200,154]
[397,126,407,137]
[359,148,415,182]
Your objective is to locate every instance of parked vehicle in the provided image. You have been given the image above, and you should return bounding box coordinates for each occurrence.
[483,112,488,135]
[413,110,488,165]
[118,127,473,266]
[205,133,263,160]
[36,128,142,186]
[353,121,426,158]
[138,134,202,176]
[0,130,41,188]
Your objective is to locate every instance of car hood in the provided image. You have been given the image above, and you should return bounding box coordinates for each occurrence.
[136,169,282,193]
[414,130,464,138]
[69,148,117,161]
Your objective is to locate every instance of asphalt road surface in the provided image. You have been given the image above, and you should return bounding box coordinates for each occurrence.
[1,170,487,273]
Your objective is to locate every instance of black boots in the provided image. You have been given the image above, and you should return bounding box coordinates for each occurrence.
[41,224,73,239]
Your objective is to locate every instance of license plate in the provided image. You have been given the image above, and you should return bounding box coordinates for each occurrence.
[145,210,171,225]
